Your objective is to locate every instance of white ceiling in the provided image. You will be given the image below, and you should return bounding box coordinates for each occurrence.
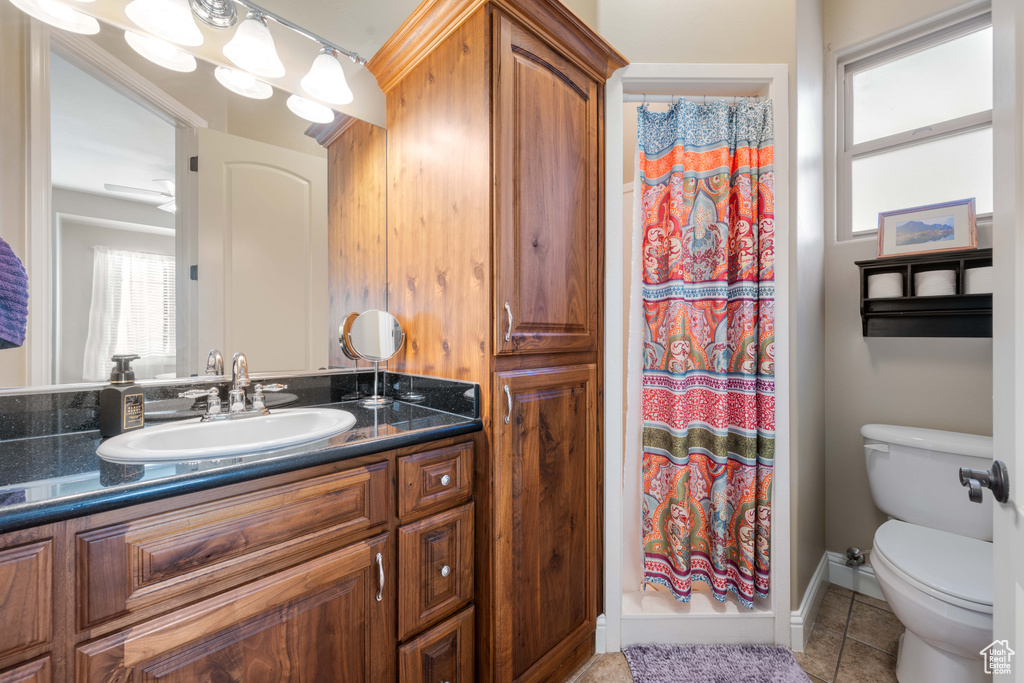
[50,52,176,205]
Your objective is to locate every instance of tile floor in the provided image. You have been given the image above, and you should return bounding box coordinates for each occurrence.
[794,583,905,683]
[564,582,905,683]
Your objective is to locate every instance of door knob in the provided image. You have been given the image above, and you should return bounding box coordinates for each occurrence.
[959,461,1010,504]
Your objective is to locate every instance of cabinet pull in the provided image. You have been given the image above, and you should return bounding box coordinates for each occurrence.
[440,565,451,577]
[504,301,513,342]
[504,384,512,424]
[440,474,451,486]
[375,552,384,602]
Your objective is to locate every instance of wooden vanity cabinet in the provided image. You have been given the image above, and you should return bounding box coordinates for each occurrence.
[0,436,477,683]
[370,1,624,680]
[493,16,600,356]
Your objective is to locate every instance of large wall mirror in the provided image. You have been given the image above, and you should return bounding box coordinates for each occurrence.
[0,0,417,388]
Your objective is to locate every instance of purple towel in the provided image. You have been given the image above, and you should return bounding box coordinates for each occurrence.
[0,238,28,349]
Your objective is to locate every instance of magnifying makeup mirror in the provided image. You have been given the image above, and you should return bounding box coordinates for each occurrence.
[339,309,405,408]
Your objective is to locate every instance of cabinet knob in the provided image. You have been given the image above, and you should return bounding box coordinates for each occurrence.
[440,474,451,486]
[440,565,451,577]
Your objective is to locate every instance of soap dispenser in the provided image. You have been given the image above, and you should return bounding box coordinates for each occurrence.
[100,354,146,437]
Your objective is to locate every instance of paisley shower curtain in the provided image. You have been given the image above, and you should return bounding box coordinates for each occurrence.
[639,99,775,609]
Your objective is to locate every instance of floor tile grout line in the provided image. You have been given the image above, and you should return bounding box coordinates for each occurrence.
[830,595,856,683]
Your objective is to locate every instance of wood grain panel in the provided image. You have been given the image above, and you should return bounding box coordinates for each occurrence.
[327,119,387,369]
[398,442,474,522]
[494,16,599,355]
[368,0,626,94]
[494,364,597,683]
[77,462,389,628]
[0,657,50,683]
[76,534,394,683]
[384,8,493,393]
[0,541,51,661]
[399,607,474,683]
[398,504,474,641]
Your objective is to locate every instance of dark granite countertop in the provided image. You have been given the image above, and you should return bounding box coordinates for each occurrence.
[0,397,481,535]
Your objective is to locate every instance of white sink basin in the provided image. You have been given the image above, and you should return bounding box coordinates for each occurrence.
[96,408,357,463]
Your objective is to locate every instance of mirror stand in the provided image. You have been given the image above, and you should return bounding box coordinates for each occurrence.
[360,361,393,409]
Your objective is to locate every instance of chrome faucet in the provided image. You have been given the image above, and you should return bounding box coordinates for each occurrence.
[205,349,224,375]
[229,352,250,413]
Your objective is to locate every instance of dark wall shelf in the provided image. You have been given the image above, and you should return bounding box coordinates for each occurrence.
[856,248,992,338]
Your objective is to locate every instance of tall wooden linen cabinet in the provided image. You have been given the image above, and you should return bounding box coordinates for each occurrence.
[369,2,626,681]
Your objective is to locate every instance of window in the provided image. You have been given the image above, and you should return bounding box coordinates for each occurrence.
[81,247,176,381]
[838,14,992,240]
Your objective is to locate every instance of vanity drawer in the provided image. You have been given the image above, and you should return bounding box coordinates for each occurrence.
[398,442,473,522]
[399,606,474,683]
[398,503,474,640]
[0,541,52,661]
[0,656,51,683]
[77,461,389,629]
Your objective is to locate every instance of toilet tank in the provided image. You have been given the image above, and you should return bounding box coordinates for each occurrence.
[862,424,993,541]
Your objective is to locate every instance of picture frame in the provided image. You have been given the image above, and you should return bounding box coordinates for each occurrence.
[877,198,977,258]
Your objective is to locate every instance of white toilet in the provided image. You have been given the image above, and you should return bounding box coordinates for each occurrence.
[862,424,994,683]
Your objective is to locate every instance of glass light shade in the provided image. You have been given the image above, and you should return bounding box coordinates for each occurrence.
[9,0,99,34]
[214,66,273,100]
[223,13,285,79]
[125,0,203,47]
[301,49,353,105]
[125,31,197,73]
[286,94,335,124]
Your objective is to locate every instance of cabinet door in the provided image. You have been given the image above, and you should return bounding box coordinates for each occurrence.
[493,16,600,355]
[399,607,474,683]
[494,365,597,683]
[76,534,394,683]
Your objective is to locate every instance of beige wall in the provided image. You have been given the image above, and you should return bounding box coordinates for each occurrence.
[0,4,29,387]
[822,0,993,555]
[599,0,828,609]
[793,0,827,610]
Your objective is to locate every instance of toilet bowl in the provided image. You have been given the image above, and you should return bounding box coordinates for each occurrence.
[862,424,994,683]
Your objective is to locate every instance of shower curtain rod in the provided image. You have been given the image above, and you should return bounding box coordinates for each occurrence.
[623,94,762,104]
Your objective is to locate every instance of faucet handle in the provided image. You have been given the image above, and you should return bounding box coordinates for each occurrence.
[178,388,222,416]
[255,383,287,393]
[178,387,218,400]
[251,383,287,412]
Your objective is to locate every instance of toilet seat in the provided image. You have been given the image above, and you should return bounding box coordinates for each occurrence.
[873,520,992,614]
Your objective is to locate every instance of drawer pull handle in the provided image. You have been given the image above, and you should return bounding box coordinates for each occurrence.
[504,384,512,424]
[440,565,451,578]
[440,474,451,486]
[375,552,384,602]
[504,301,513,342]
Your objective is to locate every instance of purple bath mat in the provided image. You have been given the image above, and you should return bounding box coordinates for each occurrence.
[623,644,810,683]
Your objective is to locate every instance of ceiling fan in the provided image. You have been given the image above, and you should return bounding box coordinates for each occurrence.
[103,179,176,214]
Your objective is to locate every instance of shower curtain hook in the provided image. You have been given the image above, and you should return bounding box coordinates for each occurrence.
[642,93,647,106]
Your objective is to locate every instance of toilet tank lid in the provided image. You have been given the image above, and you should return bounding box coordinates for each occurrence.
[861,424,992,458]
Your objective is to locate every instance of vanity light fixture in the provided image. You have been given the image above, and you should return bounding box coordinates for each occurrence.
[125,30,197,72]
[223,11,285,79]
[125,0,204,47]
[8,0,99,34]
[214,65,272,99]
[286,94,334,124]
[301,46,354,105]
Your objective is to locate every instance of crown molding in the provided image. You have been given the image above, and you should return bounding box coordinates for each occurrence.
[368,0,628,94]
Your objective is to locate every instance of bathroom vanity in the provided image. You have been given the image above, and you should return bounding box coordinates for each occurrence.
[0,373,481,682]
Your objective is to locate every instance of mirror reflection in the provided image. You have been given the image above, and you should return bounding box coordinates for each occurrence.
[0,0,390,388]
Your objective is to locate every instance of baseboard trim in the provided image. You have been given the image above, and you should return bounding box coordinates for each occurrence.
[826,550,885,601]
[595,614,607,653]
[790,552,829,652]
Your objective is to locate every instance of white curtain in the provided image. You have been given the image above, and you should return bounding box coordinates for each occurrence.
[82,247,176,381]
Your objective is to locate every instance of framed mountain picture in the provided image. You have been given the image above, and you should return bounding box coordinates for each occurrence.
[877,198,977,258]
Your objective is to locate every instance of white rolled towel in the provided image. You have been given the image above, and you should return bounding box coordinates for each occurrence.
[914,269,956,296]
[867,272,903,298]
[965,266,993,294]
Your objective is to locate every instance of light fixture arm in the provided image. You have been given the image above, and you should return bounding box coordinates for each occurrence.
[223,0,367,66]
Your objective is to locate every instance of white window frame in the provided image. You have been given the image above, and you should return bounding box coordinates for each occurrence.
[837,9,993,241]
